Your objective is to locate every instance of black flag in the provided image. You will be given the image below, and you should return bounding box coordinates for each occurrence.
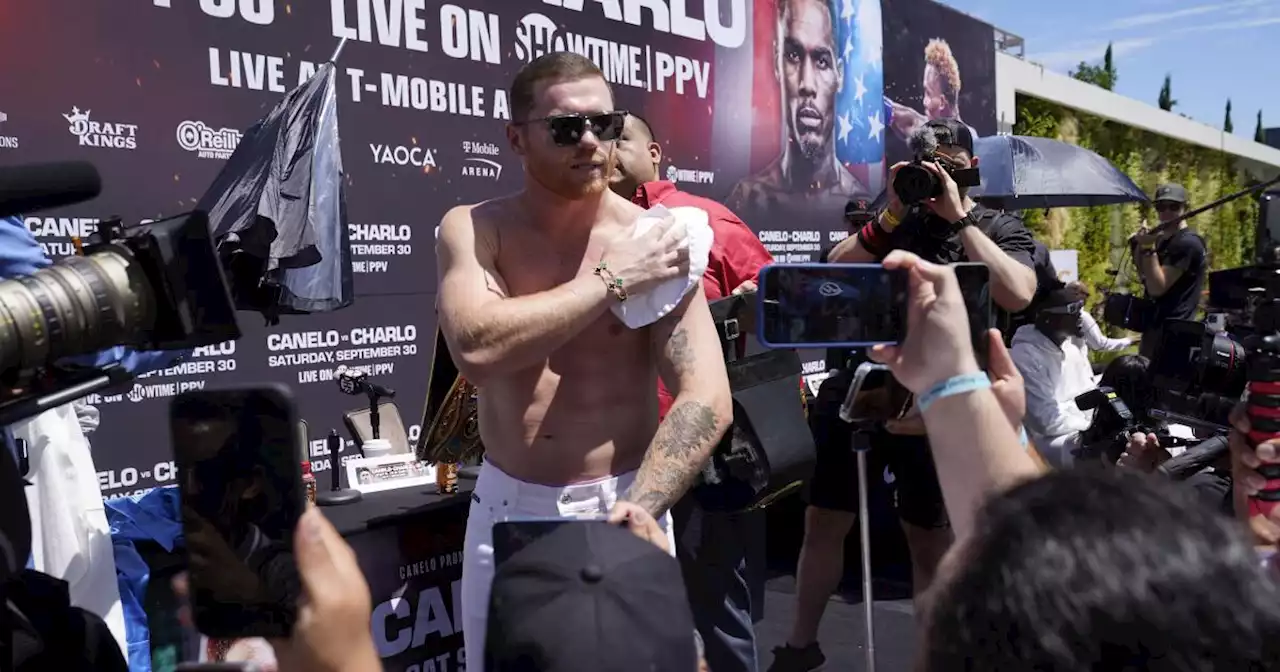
[196,62,353,324]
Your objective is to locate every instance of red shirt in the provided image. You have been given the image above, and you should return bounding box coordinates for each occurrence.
[632,181,773,418]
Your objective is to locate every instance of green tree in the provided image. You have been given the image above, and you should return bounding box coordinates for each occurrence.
[1224,99,1234,133]
[1257,111,1267,143]
[1158,74,1176,111]
[1071,43,1117,90]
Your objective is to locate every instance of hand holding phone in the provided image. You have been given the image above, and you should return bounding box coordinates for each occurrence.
[171,385,306,640]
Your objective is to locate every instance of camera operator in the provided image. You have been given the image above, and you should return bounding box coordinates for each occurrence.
[822,119,1037,600]
[1129,184,1207,358]
[1010,289,1099,467]
[866,250,1280,670]
[1,213,189,657]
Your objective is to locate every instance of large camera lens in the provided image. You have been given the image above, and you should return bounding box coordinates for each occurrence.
[892,163,940,205]
[0,249,155,378]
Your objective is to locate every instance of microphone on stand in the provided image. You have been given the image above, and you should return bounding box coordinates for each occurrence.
[336,366,396,440]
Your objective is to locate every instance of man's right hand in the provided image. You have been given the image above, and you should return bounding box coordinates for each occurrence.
[602,214,691,297]
[884,162,910,224]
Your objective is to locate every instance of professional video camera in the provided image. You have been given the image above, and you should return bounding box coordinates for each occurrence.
[1074,386,1189,463]
[1144,319,1244,433]
[0,161,240,427]
[893,123,981,206]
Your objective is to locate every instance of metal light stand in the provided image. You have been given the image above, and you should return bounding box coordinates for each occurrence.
[852,428,877,672]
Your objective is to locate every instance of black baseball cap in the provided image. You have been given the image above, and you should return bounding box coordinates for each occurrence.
[845,196,876,223]
[486,522,698,672]
[923,118,975,156]
[1153,183,1188,205]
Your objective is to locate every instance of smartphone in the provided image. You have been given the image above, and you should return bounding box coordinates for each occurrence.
[492,517,608,566]
[839,362,913,424]
[954,263,993,370]
[170,385,306,639]
[757,263,909,348]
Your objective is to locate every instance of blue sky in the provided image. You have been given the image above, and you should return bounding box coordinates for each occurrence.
[936,0,1279,138]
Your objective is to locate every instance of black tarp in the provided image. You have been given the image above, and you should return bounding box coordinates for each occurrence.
[196,62,353,324]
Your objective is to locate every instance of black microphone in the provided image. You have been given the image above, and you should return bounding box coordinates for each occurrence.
[0,161,102,218]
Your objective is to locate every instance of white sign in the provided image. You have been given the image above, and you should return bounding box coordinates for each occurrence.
[1050,249,1079,283]
[346,453,436,494]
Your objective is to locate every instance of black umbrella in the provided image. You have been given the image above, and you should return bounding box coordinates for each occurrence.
[196,41,353,324]
[969,134,1148,210]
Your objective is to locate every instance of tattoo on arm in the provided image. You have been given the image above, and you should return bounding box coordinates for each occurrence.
[625,399,724,517]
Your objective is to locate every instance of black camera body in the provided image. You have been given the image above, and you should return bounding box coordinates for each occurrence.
[892,152,981,206]
[0,211,240,426]
[1075,386,1156,463]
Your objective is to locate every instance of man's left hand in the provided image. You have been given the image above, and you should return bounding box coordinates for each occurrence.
[731,280,757,295]
[922,161,966,223]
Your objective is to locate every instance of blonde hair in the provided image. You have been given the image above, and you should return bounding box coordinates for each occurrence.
[924,38,961,105]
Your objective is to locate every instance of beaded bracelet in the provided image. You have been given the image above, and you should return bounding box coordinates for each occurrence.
[593,261,628,302]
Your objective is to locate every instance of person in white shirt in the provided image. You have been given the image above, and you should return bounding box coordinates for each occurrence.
[1065,281,1136,353]
[1010,288,1099,467]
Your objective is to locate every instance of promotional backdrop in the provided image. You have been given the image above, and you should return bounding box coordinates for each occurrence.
[0,0,996,496]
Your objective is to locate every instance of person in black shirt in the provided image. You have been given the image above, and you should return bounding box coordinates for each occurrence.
[820,120,1038,606]
[1130,183,1207,358]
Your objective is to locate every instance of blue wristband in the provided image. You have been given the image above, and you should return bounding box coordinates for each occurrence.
[917,372,991,413]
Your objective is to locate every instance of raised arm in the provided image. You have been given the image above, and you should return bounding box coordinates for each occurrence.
[622,290,733,517]
[436,206,613,385]
[959,219,1038,312]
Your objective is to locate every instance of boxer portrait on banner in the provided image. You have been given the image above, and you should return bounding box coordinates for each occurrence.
[725,0,873,225]
[435,53,733,668]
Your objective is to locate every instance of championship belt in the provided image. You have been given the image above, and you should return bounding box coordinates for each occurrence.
[415,328,485,464]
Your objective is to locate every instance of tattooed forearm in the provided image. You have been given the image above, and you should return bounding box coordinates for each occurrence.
[624,400,726,517]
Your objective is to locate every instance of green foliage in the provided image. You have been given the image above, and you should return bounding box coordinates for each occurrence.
[1224,99,1234,134]
[1012,91,1260,350]
[1070,43,1117,91]
[1158,74,1176,111]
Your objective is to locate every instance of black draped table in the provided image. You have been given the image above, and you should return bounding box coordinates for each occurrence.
[325,484,474,672]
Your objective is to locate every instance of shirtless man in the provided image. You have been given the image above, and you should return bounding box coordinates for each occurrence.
[436,52,733,669]
[725,0,869,227]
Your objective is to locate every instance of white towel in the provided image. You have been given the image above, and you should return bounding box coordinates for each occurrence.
[610,205,714,329]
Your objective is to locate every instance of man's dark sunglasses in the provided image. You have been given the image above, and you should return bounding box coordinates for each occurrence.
[515,111,628,146]
[1154,201,1183,213]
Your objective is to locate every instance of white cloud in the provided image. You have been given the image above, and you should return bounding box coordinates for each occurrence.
[1030,37,1159,69]
[1183,14,1280,30]
[1103,0,1267,30]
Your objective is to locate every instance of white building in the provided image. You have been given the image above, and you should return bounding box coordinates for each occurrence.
[991,30,1280,179]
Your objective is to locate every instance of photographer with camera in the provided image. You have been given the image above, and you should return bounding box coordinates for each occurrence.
[1129,184,1208,358]
[821,118,1038,602]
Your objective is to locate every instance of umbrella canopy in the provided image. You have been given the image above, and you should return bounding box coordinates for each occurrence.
[196,62,354,324]
[969,134,1148,210]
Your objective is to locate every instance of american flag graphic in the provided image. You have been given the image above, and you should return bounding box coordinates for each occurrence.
[834,0,885,192]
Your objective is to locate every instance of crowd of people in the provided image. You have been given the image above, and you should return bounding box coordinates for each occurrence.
[4,43,1278,672]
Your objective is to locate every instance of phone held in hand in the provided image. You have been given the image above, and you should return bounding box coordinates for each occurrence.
[170,385,307,640]
[492,516,609,566]
[756,262,994,369]
[757,263,909,348]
